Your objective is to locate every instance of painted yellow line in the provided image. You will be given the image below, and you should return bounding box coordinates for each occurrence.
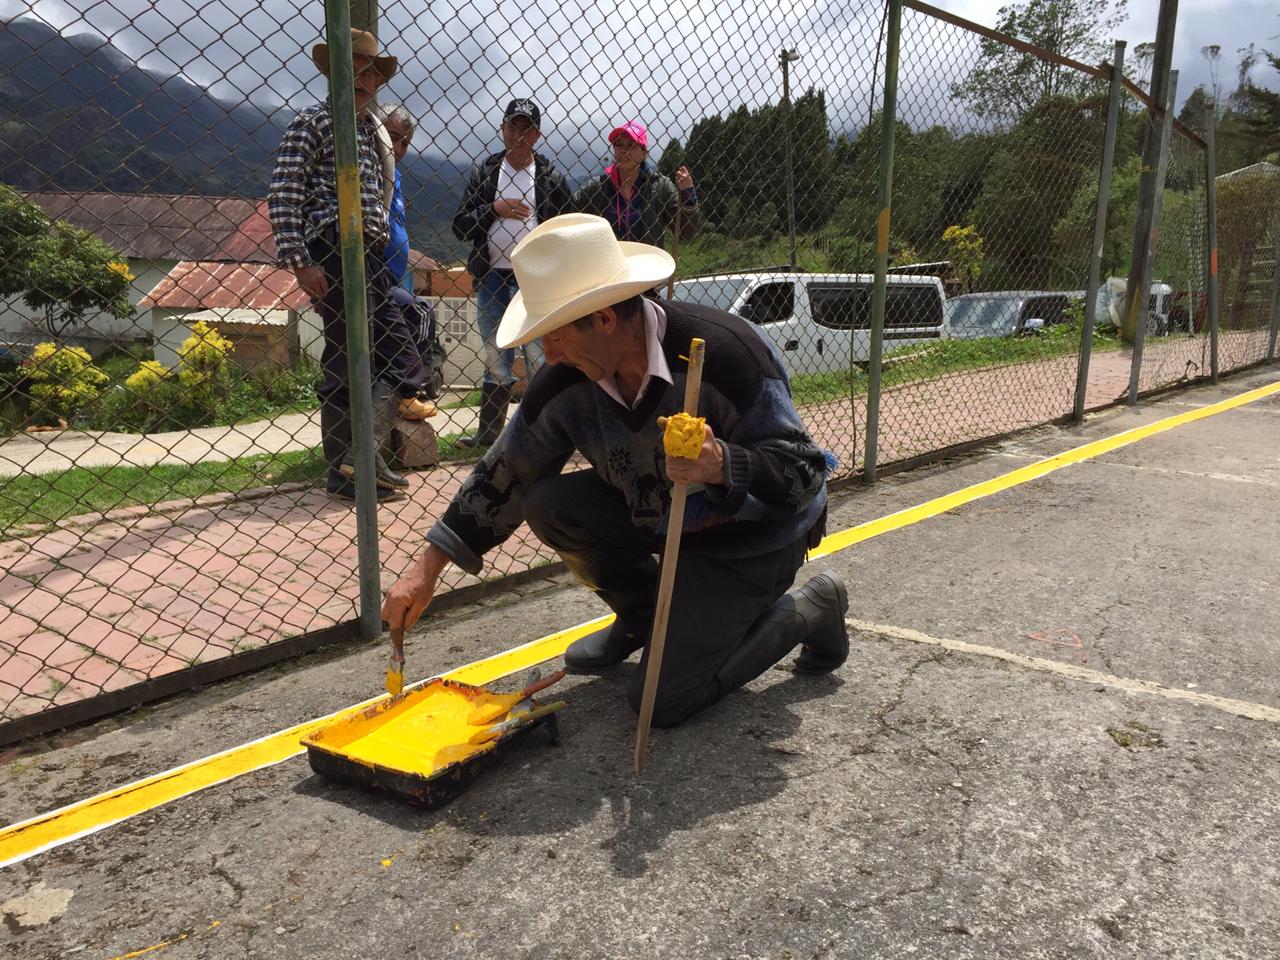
[809,378,1280,560]
[1,376,1276,870]
[0,617,609,870]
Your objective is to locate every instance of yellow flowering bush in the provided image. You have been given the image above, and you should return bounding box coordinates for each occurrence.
[942,224,985,291]
[124,360,170,393]
[177,321,233,409]
[106,261,136,283]
[25,342,109,421]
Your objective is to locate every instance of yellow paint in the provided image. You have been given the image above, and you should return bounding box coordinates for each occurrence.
[307,682,498,774]
[4,376,1280,869]
[385,666,403,697]
[335,166,364,236]
[662,412,706,459]
[106,921,219,960]
[810,378,1280,561]
[876,208,890,256]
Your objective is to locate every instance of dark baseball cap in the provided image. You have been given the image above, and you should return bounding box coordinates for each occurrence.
[503,98,541,127]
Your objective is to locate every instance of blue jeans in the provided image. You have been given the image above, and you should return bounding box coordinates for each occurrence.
[476,269,544,387]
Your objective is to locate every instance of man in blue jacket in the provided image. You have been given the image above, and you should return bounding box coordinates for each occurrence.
[451,99,572,448]
[383,215,849,729]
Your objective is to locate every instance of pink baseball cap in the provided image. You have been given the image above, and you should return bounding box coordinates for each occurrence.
[607,121,648,149]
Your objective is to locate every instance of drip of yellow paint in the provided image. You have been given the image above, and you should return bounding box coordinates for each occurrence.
[662,412,705,459]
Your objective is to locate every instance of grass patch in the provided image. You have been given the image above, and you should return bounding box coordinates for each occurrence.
[789,323,1122,407]
[436,433,484,463]
[0,446,327,535]
[443,388,482,410]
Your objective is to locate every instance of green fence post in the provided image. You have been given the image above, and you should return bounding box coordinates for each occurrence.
[1128,70,1178,404]
[1205,100,1220,380]
[863,0,901,484]
[1074,41,1126,422]
[324,0,382,641]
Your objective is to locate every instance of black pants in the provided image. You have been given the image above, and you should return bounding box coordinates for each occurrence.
[523,470,807,727]
[310,228,423,405]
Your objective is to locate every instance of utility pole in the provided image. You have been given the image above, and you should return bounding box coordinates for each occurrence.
[779,47,801,270]
[1120,0,1179,348]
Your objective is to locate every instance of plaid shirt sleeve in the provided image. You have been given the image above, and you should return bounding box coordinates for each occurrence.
[268,111,320,270]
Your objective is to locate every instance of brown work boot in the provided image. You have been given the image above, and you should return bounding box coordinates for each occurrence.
[398,396,437,420]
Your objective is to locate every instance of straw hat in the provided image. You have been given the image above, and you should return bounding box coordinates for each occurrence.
[312,29,398,83]
[496,215,675,348]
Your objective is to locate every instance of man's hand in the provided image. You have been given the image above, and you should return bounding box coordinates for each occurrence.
[381,545,450,634]
[673,165,695,191]
[293,264,328,303]
[658,417,724,485]
[494,198,532,219]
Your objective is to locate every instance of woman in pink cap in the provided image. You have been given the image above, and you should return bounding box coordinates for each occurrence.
[572,120,700,251]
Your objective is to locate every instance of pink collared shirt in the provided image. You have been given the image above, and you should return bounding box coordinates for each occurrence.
[594,299,673,408]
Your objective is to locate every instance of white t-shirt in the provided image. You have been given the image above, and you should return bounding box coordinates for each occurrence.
[487,156,537,269]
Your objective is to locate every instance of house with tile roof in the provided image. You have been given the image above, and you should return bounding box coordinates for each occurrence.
[0,191,274,355]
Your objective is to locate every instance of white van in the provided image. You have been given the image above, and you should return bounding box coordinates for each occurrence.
[670,272,945,376]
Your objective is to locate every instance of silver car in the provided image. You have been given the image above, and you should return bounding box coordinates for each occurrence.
[942,291,1075,339]
[672,272,945,375]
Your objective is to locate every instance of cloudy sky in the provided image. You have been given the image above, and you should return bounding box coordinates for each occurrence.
[1,0,1276,171]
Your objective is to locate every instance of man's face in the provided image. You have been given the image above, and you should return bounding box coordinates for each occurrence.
[384,115,411,161]
[541,313,617,380]
[352,57,382,111]
[502,115,541,152]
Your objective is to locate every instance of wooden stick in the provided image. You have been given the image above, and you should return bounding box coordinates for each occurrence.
[634,337,706,774]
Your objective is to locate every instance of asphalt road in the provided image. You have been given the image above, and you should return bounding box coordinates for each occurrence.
[2,368,1278,960]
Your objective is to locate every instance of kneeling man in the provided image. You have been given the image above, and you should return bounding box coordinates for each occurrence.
[382,214,848,727]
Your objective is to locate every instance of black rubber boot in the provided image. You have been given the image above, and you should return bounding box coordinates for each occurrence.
[456,382,512,449]
[336,386,409,490]
[320,401,352,493]
[322,402,401,501]
[564,618,650,673]
[714,574,850,694]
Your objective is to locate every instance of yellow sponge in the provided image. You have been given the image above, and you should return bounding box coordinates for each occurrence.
[663,412,706,460]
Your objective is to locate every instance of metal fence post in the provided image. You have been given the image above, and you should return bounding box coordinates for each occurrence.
[1205,102,1220,380]
[1128,70,1178,405]
[1074,40,1126,422]
[324,0,383,641]
[1269,216,1280,363]
[863,0,901,484]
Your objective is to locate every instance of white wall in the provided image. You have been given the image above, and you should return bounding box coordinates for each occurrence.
[0,258,174,353]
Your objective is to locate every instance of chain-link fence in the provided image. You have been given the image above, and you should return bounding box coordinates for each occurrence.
[1214,159,1280,374]
[1129,112,1212,395]
[0,0,1276,741]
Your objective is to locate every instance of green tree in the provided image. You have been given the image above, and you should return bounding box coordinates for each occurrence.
[0,184,134,340]
[972,94,1107,287]
[951,0,1128,125]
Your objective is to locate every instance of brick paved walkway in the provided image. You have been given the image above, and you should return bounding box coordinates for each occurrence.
[1,334,1268,723]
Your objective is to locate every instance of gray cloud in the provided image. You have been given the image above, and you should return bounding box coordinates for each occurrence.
[2,0,1275,177]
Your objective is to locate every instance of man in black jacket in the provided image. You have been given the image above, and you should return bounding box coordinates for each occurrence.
[451,99,572,448]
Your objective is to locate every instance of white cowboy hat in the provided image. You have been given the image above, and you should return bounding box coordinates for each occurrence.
[496,214,675,348]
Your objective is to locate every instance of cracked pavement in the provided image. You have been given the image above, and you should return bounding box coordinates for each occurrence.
[2,369,1279,959]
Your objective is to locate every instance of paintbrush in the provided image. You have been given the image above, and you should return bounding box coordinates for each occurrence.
[468,700,567,744]
[466,670,567,726]
[386,626,405,696]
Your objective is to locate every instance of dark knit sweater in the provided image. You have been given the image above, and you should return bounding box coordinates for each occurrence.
[427,300,827,574]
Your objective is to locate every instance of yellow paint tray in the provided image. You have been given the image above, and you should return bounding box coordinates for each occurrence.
[301,677,562,808]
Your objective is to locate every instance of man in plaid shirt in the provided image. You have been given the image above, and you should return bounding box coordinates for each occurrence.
[268,28,430,502]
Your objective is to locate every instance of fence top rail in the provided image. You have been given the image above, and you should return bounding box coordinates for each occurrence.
[903,0,1109,80]
[902,0,1208,152]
